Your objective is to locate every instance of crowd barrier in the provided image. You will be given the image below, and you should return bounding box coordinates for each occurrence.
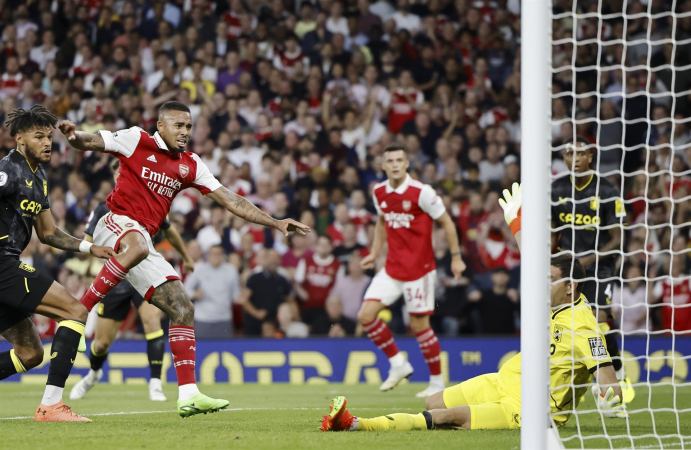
[0,337,687,384]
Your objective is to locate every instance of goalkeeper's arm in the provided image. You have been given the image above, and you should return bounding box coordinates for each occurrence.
[498,183,522,252]
[592,364,628,418]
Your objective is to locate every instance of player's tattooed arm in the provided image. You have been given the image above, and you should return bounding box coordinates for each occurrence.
[57,120,106,152]
[207,186,310,236]
[35,211,116,257]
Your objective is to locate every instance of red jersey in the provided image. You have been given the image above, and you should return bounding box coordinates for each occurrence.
[295,254,341,310]
[222,12,242,40]
[272,48,309,77]
[0,72,23,99]
[99,127,222,235]
[325,222,345,247]
[654,279,691,332]
[373,174,446,281]
[388,88,424,133]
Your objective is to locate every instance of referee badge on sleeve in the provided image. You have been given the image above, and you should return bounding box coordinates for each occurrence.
[588,337,607,357]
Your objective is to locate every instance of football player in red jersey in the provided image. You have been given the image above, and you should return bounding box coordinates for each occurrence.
[359,143,466,397]
[58,101,310,417]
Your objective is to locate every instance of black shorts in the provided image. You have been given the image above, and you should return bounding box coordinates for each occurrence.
[0,258,54,334]
[582,279,614,318]
[96,281,145,322]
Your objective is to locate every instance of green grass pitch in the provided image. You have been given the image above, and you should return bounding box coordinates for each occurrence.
[1,383,689,449]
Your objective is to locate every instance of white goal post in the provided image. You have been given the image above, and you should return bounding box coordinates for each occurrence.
[520,0,553,449]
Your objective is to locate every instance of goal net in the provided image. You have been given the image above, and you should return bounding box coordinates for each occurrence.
[541,0,691,449]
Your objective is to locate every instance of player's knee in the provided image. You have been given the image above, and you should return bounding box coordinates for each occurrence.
[62,301,88,323]
[93,340,111,354]
[357,307,376,325]
[179,298,195,323]
[16,346,44,369]
[425,391,446,411]
[120,234,149,266]
[142,315,161,333]
[409,316,429,333]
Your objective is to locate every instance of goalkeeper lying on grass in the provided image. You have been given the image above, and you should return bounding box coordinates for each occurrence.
[321,183,628,432]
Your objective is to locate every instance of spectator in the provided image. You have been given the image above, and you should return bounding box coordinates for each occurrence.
[185,245,240,338]
[276,302,310,338]
[229,128,266,179]
[467,268,518,334]
[612,265,651,334]
[313,296,358,336]
[328,253,371,323]
[333,222,367,266]
[295,235,342,329]
[652,256,691,333]
[242,249,293,336]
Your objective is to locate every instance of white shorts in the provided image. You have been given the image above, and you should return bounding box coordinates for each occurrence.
[92,212,180,300]
[363,268,436,315]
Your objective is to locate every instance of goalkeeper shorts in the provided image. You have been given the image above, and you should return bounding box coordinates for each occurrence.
[442,373,521,430]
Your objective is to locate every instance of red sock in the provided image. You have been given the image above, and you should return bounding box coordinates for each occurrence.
[416,328,441,376]
[363,317,399,358]
[81,257,128,312]
[169,325,196,386]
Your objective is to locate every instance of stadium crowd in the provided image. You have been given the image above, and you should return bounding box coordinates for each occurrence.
[0,0,690,339]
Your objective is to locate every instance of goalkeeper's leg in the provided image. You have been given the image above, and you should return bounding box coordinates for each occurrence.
[321,396,514,431]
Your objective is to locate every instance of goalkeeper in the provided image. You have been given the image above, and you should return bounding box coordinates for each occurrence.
[321,183,627,432]
[551,137,629,396]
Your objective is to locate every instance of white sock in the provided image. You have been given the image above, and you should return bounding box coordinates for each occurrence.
[178,383,200,400]
[41,385,64,406]
[389,353,405,367]
[349,417,360,431]
[429,374,444,387]
[149,378,162,390]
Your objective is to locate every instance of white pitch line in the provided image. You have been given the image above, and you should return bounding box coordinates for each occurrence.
[636,439,691,449]
[0,406,418,421]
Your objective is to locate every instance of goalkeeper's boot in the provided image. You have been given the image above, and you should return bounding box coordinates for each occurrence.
[177,393,229,418]
[70,369,103,400]
[320,396,355,431]
[380,361,414,392]
[35,401,92,422]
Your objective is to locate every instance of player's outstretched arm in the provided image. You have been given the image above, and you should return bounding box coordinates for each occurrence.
[436,212,466,277]
[57,120,106,152]
[592,365,627,418]
[207,186,311,236]
[162,224,195,273]
[35,210,115,258]
[498,182,522,252]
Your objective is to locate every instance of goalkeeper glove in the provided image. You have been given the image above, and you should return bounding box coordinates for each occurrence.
[498,182,522,235]
[591,385,629,419]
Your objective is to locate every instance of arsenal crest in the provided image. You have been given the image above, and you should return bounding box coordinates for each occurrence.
[179,164,189,178]
[402,200,411,211]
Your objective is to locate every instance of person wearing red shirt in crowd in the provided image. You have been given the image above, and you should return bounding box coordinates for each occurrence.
[359,144,466,398]
[0,56,24,100]
[281,233,313,279]
[294,235,342,329]
[326,203,351,246]
[652,255,691,333]
[457,191,490,276]
[388,70,424,133]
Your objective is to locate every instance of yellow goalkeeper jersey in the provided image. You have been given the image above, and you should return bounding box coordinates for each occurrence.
[496,294,612,425]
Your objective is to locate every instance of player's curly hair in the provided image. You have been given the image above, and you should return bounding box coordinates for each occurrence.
[4,105,59,137]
